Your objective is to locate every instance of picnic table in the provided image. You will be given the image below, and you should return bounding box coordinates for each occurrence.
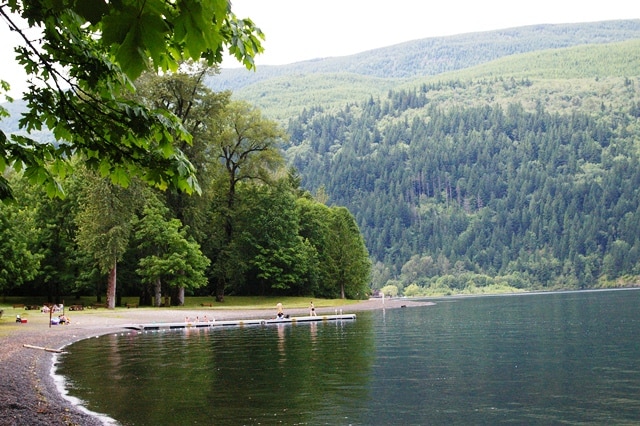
[69,304,84,311]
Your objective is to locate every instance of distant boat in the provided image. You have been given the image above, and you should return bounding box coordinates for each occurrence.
[124,313,356,331]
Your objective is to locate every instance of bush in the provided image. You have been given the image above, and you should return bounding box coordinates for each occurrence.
[380,284,399,297]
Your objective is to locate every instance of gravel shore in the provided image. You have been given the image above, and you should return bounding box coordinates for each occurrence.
[0,298,428,425]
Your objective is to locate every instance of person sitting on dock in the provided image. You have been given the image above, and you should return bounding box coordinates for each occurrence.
[276,303,284,318]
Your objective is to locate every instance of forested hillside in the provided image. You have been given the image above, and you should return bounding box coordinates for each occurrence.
[3,20,640,298]
[285,43,640,294]
[214,20,640,88]
[215,20,640,120]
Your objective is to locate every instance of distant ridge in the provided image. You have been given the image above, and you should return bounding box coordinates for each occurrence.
[209,19,640,92]
[3,20,640,134]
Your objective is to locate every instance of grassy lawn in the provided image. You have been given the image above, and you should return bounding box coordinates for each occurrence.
[0,295,362,311]
[190,296,361,310]
[0,296,363,336]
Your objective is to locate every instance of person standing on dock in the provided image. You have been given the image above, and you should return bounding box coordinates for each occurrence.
[310,301,317,316]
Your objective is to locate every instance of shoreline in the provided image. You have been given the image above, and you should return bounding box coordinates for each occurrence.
[0,298,427,425]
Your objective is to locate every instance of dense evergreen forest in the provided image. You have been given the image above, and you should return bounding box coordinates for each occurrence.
[285,76,640,294]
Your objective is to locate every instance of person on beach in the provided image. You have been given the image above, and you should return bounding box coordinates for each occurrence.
[276,302,284,318]
[310,301,317,316]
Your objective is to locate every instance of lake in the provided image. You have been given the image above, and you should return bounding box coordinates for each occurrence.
[55,289,640,425]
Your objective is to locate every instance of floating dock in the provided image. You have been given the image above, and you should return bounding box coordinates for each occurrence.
[123,313,356,331]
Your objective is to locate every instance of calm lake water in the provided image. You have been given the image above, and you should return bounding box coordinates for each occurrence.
[55,289,640,425]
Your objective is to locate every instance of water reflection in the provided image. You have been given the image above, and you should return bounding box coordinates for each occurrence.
[57,290,640,425]
[58,317,375,425]
[357,290,640,425]
[277,324,286,363]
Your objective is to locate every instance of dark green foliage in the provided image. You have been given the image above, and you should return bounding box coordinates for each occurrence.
[132,193,210,306]
[0,177,42,293]
[286,82,640,289]
[0,0,264,200]
[234,182,311,296]
[1,62,371,301]
[2,154,369,300]
[8,21,640,297]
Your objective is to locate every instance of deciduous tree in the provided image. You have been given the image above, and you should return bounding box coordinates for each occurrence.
[0,174,41,292]
[211,100,286,301]
[75,170,142,308]
[327,207,371,299]
[133,193,210,306]
[242,181,312,295]
[134,64,231,242]
[0,0,264,200]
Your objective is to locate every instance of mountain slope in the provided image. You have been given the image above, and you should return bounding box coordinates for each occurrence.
[4,20,639,130]
[216,20,640,120]
[283,37,640,292]
[211,20,640,90]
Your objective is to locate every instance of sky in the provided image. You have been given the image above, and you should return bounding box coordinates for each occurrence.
[222,0,640,67]
[1,0,639,96]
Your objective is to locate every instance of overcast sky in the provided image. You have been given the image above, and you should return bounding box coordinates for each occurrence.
[1,1,639,96]
[223,0,640,67]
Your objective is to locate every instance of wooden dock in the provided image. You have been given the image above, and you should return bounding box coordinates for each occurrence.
[123,314,356,331]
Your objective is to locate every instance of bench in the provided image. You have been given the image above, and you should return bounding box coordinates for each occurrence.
[92,303,107,309]
[25,305,40,310]
[126,303,138,308]
[200,303,213,307]
[12,304,25,309]
[69,304,84,311]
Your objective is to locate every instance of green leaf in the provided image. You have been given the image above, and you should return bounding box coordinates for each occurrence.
[139,13,171,67]
[110,166,131,188]
[73,0,109,25]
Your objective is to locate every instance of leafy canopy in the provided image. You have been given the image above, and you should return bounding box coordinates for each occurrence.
[0,0,264,200]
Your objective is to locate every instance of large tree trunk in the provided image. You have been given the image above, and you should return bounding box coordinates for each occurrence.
[177,287,185,306]
[216,278,225,302]
[106,260,117,309]
[215,181,235,304]
[96,279,102,303]
[139,285,152,307]
[154,277,162,307]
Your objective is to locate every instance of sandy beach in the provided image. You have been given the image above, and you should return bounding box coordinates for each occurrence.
[0,298,429,425]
